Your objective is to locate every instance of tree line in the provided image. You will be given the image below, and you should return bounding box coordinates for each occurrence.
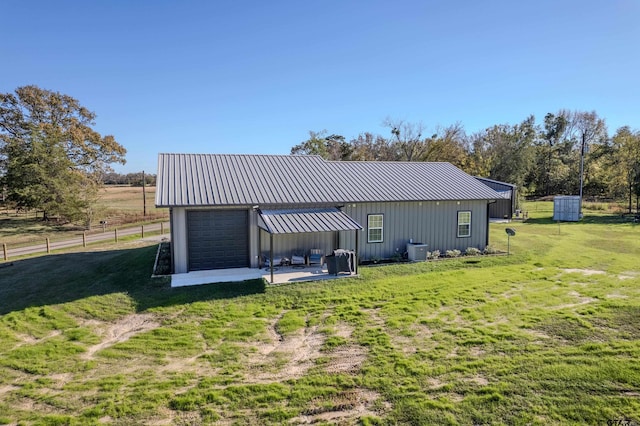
[102,172,156,186]
[2,85,639,227]
[291,113,640,212]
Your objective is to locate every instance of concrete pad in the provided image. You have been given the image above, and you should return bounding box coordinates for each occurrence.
[170,265,357,287]
[262,265,356,284]
[489,218,511,223]
[171,268,263,287]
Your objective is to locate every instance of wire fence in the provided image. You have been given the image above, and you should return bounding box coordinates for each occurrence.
[1,222,170,262]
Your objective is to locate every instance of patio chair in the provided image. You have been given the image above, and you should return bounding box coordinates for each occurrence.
[290,252,305,266]
[307,249,325,266]
[262,254,285,269]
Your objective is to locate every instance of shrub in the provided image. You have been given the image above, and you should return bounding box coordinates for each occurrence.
[446,249,461,258]
[465,247,481,256]
[483,245,499,255]
[429,250,440,259]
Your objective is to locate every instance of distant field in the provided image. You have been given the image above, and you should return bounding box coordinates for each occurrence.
[0,204,638,424]
[0,185,168,247]
[97,185,164,216]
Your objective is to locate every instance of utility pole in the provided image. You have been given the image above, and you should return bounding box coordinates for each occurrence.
[142,170,147,217]
[578,132,585,219]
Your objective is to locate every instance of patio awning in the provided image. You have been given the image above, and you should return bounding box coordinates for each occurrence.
[258,207,362,234]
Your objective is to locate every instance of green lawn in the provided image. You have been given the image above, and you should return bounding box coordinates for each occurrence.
[0,208,639,425]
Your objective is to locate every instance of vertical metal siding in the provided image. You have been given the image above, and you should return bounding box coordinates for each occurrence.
[489,198,513,219]
[342,201,489,261]
[172,207,188,273]
[258,231,335,262]
[475,177,516,219]
[249,209,260,268]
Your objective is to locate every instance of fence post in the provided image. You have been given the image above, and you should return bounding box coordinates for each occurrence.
[115,228,118,243]
[46,238,50,254]
[3,243,7,261]
[141,225,144,239]
[83,232,86,248]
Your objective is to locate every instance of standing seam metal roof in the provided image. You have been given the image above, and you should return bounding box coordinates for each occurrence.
[155,153,500,207]
[259,208,363,234]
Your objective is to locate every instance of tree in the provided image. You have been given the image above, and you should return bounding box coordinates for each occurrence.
[538,112,568,195]
[290,130,352,160]
[349,132,395,161]
[550,110,608,198]
[419,123,470,169]
[0,86,126,223]
[477,116,537,195]
[383,118,424,161]
[605,127,640,212]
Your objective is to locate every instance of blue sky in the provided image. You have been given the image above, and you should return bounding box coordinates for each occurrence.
[2,0,639,173]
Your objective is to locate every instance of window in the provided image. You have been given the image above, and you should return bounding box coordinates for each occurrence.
[367,214,384,243]
[457,211,471,237]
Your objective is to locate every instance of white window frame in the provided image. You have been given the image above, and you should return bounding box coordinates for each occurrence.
[367,214,384,243]
[457,211,471,238]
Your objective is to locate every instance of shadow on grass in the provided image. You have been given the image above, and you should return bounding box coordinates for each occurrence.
[525,214,636,225]
[0,244,266,315]
[0,216,84,237]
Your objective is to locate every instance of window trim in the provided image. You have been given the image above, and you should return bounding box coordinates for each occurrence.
[457,210,472,238]
[367,213,384,243]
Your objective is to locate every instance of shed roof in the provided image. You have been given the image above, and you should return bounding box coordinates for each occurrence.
[156,153,500,207]
[258,207,362,234]
[474,176,517,190]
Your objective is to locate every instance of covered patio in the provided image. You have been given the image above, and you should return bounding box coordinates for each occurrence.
[257,207,362,284]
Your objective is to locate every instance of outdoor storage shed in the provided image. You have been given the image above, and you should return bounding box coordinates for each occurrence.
[553,195,581,222]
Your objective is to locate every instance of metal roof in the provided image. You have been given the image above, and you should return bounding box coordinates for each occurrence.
[474,176,517,190]
[495,191,512,199]
[156,153,500,207]
[258,207,362,234]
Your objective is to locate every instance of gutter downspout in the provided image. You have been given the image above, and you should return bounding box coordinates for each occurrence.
[270,233,274,284]
[354,229,359,275]
[169,208,175,274]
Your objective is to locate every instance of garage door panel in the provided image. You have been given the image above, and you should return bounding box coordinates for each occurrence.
[187,210,248,271]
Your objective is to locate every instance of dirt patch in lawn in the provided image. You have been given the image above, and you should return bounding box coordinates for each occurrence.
[618,271,640,280]
[13,330,62,348]
[427,378,445,389]
[290,388,389,424]
[244,315,325,382]
[389,323,435,355]
[463,375,489,386]
[0,384,19,396]
[362,307,386,328]
[555,291,597,310]
[81,313,160,359]
[521,329,552,343]
[561,268,606,276]
[244,316,368,382]
[325,345,368,374]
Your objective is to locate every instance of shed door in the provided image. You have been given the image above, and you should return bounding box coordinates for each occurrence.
[187,210,249,271]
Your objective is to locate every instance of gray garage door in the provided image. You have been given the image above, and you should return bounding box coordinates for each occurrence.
[187,210,249,271]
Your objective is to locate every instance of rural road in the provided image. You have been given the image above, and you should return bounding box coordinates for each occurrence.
[3,222,170,260]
